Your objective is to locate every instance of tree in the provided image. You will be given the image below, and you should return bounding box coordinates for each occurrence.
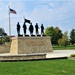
[58,31,68,47]
[70,29,75,45]
[0,28,7,36]
[45,26,54,36]
[45,26,55,44]
[0,28,7,44]
[53,27,62,44]
[3,36,11,42]
[45,26,62,45]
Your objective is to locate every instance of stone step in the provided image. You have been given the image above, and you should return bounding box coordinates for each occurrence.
[0,53,46,62]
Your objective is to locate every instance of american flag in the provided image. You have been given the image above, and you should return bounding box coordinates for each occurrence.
[10,8,17,14]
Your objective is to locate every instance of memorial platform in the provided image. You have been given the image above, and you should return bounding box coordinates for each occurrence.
[0,53,46,61]
[10,36,53,54]
[1,50,75,61]
[0,36,53,61]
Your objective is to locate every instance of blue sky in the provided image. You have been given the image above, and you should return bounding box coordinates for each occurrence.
[0,0,75,36]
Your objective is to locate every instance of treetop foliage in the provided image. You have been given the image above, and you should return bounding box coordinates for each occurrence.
[70,29,75,44]
[0,28,7,36]
[45,26,62,44]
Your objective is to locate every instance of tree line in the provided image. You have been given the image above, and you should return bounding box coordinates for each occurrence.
[45,26,75,46]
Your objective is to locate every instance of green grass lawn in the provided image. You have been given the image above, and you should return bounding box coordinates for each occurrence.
[0,59,75,75]
[53,45,75,50]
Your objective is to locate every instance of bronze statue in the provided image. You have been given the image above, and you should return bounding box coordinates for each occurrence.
[17,22,20,36]
[41,24,44,35]
[35,23,39,35]
[23,22,27,35]
[29,23,34,35]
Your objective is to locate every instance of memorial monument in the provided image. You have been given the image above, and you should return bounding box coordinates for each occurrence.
[10,20,53,54]
[10,36,53,54]
[0,19,53,61]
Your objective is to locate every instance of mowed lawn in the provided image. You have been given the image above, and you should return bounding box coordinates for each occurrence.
[0,59,75,75]
[53,45,75,50]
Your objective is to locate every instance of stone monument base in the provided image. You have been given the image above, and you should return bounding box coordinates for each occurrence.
[0,53,46,61]
[10,36,53,54]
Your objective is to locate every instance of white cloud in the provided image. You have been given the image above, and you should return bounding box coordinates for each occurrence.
[30,1,75,35]
[30,5,51,23]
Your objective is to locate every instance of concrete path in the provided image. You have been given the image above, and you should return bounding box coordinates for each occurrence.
[46,50,75,58]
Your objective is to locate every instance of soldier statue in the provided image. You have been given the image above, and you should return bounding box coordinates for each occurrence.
[17,22,20,36]
[41,24,44,35]
[35,23,39,35]
[23,22,27,35]
[29,23,34,35]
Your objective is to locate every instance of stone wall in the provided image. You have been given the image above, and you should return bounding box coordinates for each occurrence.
[10,36,53,54]
[0,53,46,61]
[10,38,18,54]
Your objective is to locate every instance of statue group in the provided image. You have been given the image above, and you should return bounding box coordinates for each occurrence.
[17,21,44,36]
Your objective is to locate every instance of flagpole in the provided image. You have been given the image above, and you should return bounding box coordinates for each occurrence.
[8,6,11,37]
[8,6,11,50]
[23,16,25,22]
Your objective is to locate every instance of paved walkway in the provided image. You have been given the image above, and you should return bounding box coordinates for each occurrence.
[46,50,75,58]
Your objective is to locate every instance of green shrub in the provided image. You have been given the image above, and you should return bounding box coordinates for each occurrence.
[0,36,11,45]
[0,40,4,44]
[0,40,2,44]
[70,54,75,57]
[3,36,11,42]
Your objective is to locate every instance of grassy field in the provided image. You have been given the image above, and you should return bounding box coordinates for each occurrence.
[53,45,75,50]
[0,59,75,75]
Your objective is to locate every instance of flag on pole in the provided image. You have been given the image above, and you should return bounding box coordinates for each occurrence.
[25,18,31,24]
[10,8,17,14]
[8,7,17,36]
